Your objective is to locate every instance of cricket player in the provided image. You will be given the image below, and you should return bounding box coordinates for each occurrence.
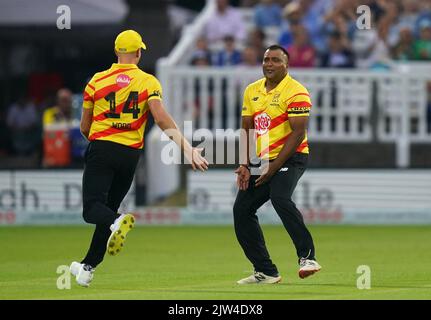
[70,30,208,287]
[234,45,321,284]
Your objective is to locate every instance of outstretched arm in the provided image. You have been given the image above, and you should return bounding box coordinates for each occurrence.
[148,99,208,171]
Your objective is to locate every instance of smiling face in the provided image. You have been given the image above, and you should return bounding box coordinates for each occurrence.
[262,48,288,82]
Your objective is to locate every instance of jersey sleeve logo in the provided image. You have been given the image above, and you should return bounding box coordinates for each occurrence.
[116,74,131,88]
[254,112,271,135]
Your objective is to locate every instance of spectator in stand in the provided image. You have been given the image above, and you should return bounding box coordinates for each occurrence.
[352,13,391,69]
[413,20,431,60]
[383,0,417,49]
[42,88,74,167]
[300,0,334,52]
[214,35,242,66]
[286,24,316,67]
[278,2,302,49]
[320,31,354,68]
[6,96,40,155]
[205,0,246,44]
[253,0,283,28]
[240,45,260,66]
[323,0,357,43]
[43,88,73,126]
[415,0,431,36]
[380,0,401,47]
[279,0,331,53]
[400,0,420,34]
[246,28,267,61]
[391,26,415,61]
[190,37,212,66]
[191,51,212,66]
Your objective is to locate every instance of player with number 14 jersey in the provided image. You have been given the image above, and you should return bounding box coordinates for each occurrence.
[83,63,162,149]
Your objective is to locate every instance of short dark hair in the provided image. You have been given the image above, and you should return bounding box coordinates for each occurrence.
[265,44,290,62]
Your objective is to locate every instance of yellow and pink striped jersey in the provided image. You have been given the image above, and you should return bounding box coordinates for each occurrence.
[242,74,312,160]
[82,63,162,149]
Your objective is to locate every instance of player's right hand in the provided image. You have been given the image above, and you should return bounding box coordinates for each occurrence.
[235,165,251,190]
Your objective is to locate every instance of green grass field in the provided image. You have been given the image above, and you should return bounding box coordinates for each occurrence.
[1,225,431,300]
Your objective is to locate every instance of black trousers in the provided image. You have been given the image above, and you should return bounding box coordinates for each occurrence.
[80,140,140,268]
[233,153,315,276]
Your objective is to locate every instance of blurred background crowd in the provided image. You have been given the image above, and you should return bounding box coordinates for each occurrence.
[190,0,431,68]
[0,0,430,169]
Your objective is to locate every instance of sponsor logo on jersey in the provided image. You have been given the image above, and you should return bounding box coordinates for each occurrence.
[254,112,271,135]
[116,74,131,88]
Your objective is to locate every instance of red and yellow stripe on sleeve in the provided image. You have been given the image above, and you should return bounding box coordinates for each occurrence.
[83,82,95,109]
[287,93,311,117]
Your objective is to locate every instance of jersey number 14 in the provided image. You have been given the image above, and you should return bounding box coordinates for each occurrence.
[104,91,140,119]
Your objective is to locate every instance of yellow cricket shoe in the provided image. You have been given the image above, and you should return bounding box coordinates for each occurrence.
[106,213,135,256]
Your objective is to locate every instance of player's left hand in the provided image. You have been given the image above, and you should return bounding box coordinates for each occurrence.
[255,163,278,187]
[190,147,209,172]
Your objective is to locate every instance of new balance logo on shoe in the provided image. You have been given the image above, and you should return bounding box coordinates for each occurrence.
[237,272,281,284]
[254,273,267,281]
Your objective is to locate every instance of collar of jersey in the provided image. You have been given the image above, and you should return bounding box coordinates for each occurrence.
[111,63,138,69]
[259,73,291,95]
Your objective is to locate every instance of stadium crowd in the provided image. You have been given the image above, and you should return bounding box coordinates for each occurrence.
[190,0,431,68]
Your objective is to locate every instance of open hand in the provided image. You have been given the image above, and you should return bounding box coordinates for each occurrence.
[235,165,250,190]
[187,147,209,172]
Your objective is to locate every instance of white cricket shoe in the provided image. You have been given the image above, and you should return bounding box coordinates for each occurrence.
[237,271,282,284]
[107,213,135,256]
[299,258,321,279]
[69,261,82,277]
[75,264,95,287]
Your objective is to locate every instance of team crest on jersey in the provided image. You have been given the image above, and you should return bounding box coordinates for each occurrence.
[254,112,271,135]
[116,74,131,88]
[272,93,280,103]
